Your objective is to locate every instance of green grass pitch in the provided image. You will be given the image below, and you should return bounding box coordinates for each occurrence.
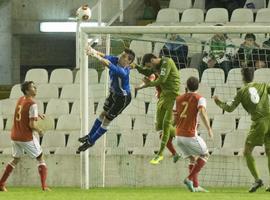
[0,187,269,200]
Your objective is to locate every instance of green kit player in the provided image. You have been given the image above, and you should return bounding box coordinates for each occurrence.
[135,53,180,165]
[213,67,270,193]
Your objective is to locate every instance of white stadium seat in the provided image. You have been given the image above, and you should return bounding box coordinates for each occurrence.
[25,68,48,84]
[169,0,192,13]
[230,8,254,23]
[49,68,73,87]
[156,8,180,23]
[181,8,204,23]
[205,8,229,23]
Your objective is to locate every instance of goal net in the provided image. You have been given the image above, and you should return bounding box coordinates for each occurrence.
[78,25,270,188]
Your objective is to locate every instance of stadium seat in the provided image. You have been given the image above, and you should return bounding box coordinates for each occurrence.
[225,68,243,88]
[144,132,160,148]
[221,132,246,155]
[133,115,155,133]
[169,0,192,13]
[3,117,13,134]
[197,83,212,99]
[42,132,66,152]
[254,68,270,83]
[35,84,59,101]
[45,99,70,118]
[0,133,12,150]
[206,99,223,119]
[201,68,225,88]
[135,87,155,103]
[0,99,17,119]
[118,133,143,148]
[36,99,45,114]
[255,8,270,22]
[129,40,152,59]
[129,69,144,86]
[60,84,80,101]
[74,68,99,84]
[205,8,229,23]
[89,83,106,103]
[225,103,248,118]
[0,116,3,131]
[236,117,252,133]
[199,132,222,150]
[56,115,80,133]
[193,0,205,11]
[24,68,48,84]
[244,0,266,12]
[105,132,118,148]
[181,9,204,24]
[70,100,95,115]
[212,115,236,135]
[156,8,180,23]
[49,68,73,87]
[66,132,80,148]
[9,84,23,99]
[180,68,199,85]
[230,8,254,23]
[213,85,237,102]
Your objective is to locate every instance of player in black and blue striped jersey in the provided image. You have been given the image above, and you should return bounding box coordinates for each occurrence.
[77,45,135,153]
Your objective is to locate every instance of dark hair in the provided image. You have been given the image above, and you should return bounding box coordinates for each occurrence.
[245,33,256,41]
[124,48,135,63]
[142,53,157,65]
[186,76,199,92]
[241,67,254,83]
[21,81,34,95]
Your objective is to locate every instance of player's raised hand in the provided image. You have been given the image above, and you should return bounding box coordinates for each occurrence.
[86,45,98,57]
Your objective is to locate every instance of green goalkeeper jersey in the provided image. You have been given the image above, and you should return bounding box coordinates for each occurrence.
[215,82,270,121]
[136,57,180,96]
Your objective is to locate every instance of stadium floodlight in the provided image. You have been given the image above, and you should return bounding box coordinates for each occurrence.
[77,24,270,189]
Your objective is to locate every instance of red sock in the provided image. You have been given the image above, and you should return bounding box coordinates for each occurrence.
[0,163,14,186]
[159,135,176,155]
[38,164,48,189]
[188,163,198,187]
[188,157,206,183]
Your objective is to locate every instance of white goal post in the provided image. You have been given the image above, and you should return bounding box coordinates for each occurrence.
[77,25,270,189]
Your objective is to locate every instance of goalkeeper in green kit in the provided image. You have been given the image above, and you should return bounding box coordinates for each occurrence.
[213,67,270,193]
[135,53,180,165]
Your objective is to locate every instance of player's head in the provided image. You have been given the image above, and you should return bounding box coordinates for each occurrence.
[21,81,37,97]
[142,53,158,68]
[118,48,135,67]
[241,67,254,83]
[186,76,199,92]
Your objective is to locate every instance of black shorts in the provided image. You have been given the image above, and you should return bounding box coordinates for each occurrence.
[103,92,131,120]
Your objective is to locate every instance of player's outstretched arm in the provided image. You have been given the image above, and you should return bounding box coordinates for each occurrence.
[213,95,240,113]
[86,44,105,57]
[199,107,213,139]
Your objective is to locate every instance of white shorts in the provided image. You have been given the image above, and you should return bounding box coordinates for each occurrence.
[176,135,208,158]
[12,136,42,159]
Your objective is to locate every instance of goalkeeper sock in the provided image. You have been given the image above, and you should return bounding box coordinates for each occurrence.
[245,153,259,180]
[88,118,102,137]
[90,126,107,143]
[188,157,206,181]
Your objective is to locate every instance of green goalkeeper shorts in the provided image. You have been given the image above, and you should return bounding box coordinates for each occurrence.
[246,116,270,147]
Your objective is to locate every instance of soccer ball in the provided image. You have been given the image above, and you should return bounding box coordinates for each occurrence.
[76,5,91,21]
